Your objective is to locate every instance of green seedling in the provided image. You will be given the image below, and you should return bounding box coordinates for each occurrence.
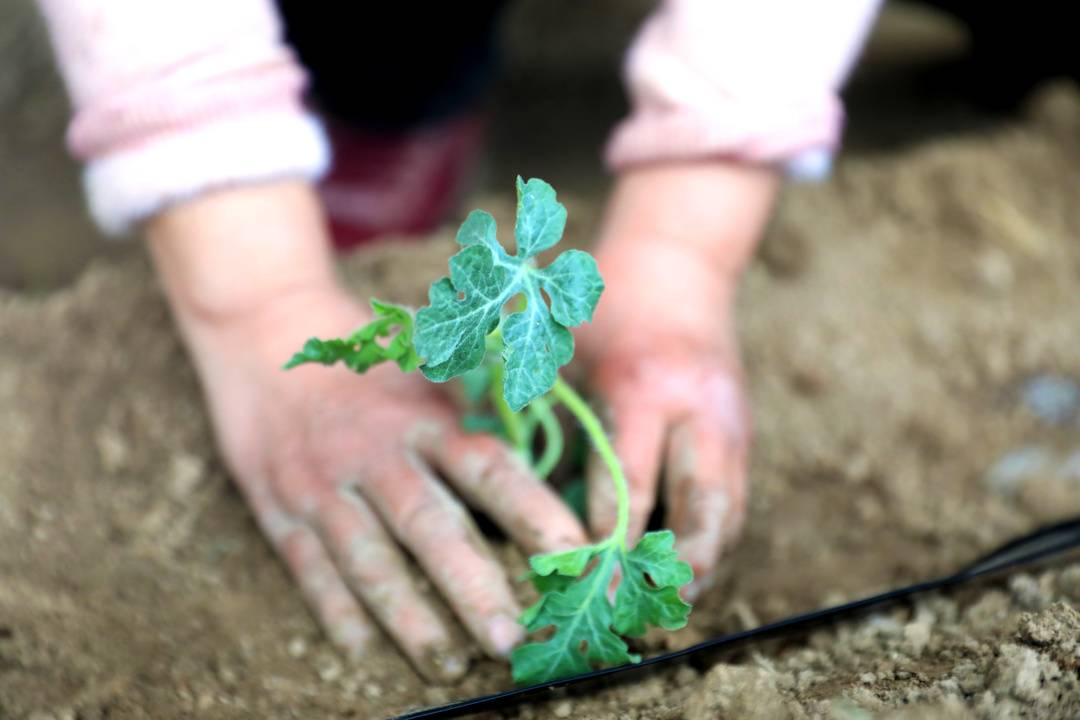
[286,177,692,684]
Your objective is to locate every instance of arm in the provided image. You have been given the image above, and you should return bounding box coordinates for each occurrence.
[583,0,882,597]
[34,0,587,679]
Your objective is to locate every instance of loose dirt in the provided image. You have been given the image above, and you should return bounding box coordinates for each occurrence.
[4,82,1080,719]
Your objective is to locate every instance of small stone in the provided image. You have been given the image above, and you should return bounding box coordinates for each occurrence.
[95,428,130,473]
[1057,565,1080,599]
[217,664,238,685]
[859,672,876,684]
[553,700,573,718]
[674,665,698,686]
[363,682,383,699]
[983,446,1052,495]
[1021,374,1080,425]
[1009,574,1049,611]
[169,453,205,498]
[287,636,307,658]
[902,612,933,655]
[316,656,342,683]
[196,693,215,710]
[975,248,1014,292]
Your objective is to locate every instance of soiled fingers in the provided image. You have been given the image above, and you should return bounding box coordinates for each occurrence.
[360,454,524,659]
[423,430,588,555]
[664,416,747,601]
[244,481,378,661]
[315,486,468,682]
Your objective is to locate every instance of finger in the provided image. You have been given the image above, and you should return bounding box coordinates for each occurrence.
[423,431,587,555]
[664,414,747,602]
[278,524,377,658]
[316,486,468,682]
[588,396,665,544]
[243,478,375,659]
[362,455,524,659]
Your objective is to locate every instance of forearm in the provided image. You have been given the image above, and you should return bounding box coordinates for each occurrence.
[146,181,344,333]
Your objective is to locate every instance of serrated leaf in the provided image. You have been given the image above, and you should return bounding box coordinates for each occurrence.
[613,530,693,637]
[529,544,599,579]
[284,298,421,374]
[457,209,502,255]
[413,178,604,410]
[501,286,575,411]
[515,176,568,258]
[511,551,637,684]
[510,531,693,685]
[538,249,605,327]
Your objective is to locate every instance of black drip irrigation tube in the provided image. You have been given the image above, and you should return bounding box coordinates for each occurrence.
[393,517,1080,720]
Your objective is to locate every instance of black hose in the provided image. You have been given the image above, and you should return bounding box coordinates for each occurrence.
[393,517,1080,720]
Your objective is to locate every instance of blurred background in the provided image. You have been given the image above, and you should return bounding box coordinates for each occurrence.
[1,0,1062,290]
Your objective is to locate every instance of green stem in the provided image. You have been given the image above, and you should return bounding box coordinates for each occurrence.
[529,395,564,479]
[550,375,629,548]
[490,362,525,451]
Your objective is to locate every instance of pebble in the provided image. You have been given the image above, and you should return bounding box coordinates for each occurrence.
[983,445,1051,495]
[316,656,343,683]
[1009,574,1049,611]
[287,636,307,658]
[1020,374,1080,425]
[553,700,573,718]
[364,682,383,699]
[1057,565,1080,599]
[975,249,1015,292]
[169,453,205,498]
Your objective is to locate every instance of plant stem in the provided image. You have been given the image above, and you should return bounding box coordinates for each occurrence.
[550,375,629,548]
[490,362,525,451]
[529,396,563,479]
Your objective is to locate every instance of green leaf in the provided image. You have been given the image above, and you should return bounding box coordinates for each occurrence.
[539,249,605,327]
[613,530,693,637]
[501,286,574,411]
[283,298,421,374]
[511,551,637,684]
[510,531,693,685]
[515,176,567,258]
[413,178,604,410]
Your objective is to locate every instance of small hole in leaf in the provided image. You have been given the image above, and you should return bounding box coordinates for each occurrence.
[578,639,589,653]
[643,572,658,589]
[457,291,466,301]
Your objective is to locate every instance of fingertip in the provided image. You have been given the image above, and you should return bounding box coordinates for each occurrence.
[486,612,525,659]
[329,615,375,660]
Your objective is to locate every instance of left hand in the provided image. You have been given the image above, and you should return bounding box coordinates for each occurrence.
[577,162,778,599]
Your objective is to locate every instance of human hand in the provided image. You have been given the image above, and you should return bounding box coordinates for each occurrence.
[578,163,778,600]
[146,183,587,681]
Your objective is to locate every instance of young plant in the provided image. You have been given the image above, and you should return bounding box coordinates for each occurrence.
[286,177,692,684]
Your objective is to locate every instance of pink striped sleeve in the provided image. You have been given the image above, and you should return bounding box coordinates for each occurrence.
[606,0,883,180]
[35,0,328,234]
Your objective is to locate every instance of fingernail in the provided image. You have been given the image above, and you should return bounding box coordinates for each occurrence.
[487,613,524,657]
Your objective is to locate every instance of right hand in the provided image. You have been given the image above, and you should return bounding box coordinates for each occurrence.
[146,183,588,682]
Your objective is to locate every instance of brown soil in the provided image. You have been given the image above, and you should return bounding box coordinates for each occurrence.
[4,81,1080,718]
[5,2,1080,718]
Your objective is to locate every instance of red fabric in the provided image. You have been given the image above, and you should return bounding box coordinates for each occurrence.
[319,112,488,251]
